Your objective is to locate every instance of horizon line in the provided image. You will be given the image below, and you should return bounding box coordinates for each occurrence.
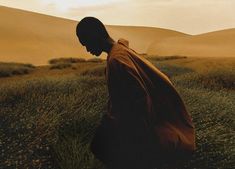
[1,5,235,36]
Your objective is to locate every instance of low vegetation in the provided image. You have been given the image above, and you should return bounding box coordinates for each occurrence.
[146,55,187,61]
[0,62,35,77]
[86,58,104,63]
[50,63,72,70]
[150,57,235,91]
[49,57,104,65]
[49,58,86,65]
[80,65,105,77]
[0,57,234,169]
[196,68,235,90]
[48,57,104,70]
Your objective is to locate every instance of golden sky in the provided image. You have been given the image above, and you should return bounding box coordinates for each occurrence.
[0,0,235,35]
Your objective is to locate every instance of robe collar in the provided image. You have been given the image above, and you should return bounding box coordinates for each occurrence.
[107,38,129,61]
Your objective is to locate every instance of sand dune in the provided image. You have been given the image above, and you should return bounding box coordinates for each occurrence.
[0,6,186,65]
[147,29,235,57]
[1,6,234,65]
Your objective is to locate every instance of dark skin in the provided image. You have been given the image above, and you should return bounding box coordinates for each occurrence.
[78,35,116,56]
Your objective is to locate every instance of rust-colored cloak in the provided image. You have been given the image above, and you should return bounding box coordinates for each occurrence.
[91,38,196,166]
[107,39,195,149]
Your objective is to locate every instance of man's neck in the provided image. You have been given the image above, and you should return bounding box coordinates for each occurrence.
[103,37,116,54]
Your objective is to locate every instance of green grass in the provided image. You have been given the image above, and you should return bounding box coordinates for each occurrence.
[0,58,234,169]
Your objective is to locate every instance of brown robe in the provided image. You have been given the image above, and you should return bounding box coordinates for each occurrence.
[91,38,196,168]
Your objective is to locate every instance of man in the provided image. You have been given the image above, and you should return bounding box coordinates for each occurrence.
[76,17,196,169]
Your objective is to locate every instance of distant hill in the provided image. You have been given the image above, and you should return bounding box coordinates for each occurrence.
[0,6,186,65]
[147,28,235,57]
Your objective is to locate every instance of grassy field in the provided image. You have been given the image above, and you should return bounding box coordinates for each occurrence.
[0,56,234,169]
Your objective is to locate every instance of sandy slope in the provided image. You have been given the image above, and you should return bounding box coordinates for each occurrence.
[0,6,186,65]
[147,29,235,57]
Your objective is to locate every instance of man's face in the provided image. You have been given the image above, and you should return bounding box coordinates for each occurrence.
[80,36,103,56]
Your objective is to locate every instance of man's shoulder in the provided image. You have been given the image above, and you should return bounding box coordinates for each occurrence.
[107,45,130,65]
[108,44,129,59]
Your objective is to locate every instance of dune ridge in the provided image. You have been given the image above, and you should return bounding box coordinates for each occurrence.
[147,28,235,57]
[0,6,186,65]
[1,5,235,65]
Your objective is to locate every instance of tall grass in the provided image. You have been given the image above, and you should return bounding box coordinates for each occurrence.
[0,58,234,169]
[153,62,235,169]
[0,74,107,169]
[197,68,235,90]
[80,65,105,77]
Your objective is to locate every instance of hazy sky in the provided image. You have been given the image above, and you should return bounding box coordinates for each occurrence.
[0,0,235,35]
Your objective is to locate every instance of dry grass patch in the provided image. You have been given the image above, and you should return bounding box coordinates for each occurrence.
[50,63,72,70]
[86,58,104,63]
[0,62,35,77]
[49,58,86,65]
[1,58,234,169]
[146,55,187,61]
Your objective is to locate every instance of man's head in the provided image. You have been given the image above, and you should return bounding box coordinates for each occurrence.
[76,17,110,56]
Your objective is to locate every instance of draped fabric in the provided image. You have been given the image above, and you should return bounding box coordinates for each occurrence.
[91,39,196,168]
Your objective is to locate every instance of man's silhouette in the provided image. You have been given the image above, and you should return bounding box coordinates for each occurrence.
[76,17,196,169]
